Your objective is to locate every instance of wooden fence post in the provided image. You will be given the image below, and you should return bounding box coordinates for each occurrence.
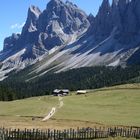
[1,126,140,140]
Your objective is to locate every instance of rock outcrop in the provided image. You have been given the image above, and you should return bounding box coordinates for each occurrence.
[3,33,20,51]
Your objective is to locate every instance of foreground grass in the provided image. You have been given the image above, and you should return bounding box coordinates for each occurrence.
[0,84,140,129]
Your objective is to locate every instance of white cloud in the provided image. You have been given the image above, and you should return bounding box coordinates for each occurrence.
[10,22,25,30]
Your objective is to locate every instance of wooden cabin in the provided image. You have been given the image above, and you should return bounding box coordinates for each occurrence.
[53,89,70,96]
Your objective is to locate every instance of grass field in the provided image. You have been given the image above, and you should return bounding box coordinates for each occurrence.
[0,84,140,130]
[55,88,140,127]
[0,96,58,117]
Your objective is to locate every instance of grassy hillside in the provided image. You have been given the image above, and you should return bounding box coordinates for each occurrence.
[55,88,140,127]
[0,96,58,117]
[0,84,140,129]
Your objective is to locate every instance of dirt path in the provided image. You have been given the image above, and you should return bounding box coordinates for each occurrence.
[42,107,56,121]
[42,95,64,121]
[58,95,64,108]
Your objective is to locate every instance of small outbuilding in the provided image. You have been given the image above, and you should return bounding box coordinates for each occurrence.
[53,89,61,96]
[53,89,70,96]
[77,90,87,95]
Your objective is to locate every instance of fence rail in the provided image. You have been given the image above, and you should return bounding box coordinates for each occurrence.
[0,127,140,140]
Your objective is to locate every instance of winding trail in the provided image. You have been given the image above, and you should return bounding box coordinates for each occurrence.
[42,95,64,121]
[58,95,64,108]
[42,107,56,121]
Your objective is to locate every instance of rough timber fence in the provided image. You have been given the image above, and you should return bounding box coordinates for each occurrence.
[0,127,140,140]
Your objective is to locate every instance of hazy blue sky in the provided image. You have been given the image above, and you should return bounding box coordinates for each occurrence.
[0,0,112,50]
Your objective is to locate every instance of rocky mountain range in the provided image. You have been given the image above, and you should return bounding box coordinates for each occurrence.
[0,0,140,81]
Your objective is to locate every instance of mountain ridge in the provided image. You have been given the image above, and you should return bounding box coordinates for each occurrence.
[0,0,140,81]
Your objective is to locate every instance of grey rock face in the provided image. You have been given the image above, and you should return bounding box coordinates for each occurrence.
[22,5,41,34]
[19,5,41,47]
[91,0,113,41]
[114,0,140,44]
[38,0,89,33]
[3,5,42,55]
[3,33,20,51]
[78,0,140,67]
[89,0,140,44]
[0,0,90,80]
[134,0,140,24]
[2,0,90,61]
[37,0,90,50]
[87,14,95,24]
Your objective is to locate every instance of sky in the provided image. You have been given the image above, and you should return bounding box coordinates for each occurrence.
[0,0,112,50]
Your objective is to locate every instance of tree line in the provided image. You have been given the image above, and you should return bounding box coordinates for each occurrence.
[0,65,140,101]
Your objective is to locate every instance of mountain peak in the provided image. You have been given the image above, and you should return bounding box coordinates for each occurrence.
[3,33,20,51]
[49,0,63,4]
[50,0,62,2]
[88,13,95,24]
[46,0,64,10]
[38,0,89,33]
[21,5,41,34]
[97,0,111,17]
[100,0,110,11]
[65,0,78,8]
[28,5,41,18]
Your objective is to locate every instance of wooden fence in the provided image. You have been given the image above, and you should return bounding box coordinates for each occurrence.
[0,127,140,140]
